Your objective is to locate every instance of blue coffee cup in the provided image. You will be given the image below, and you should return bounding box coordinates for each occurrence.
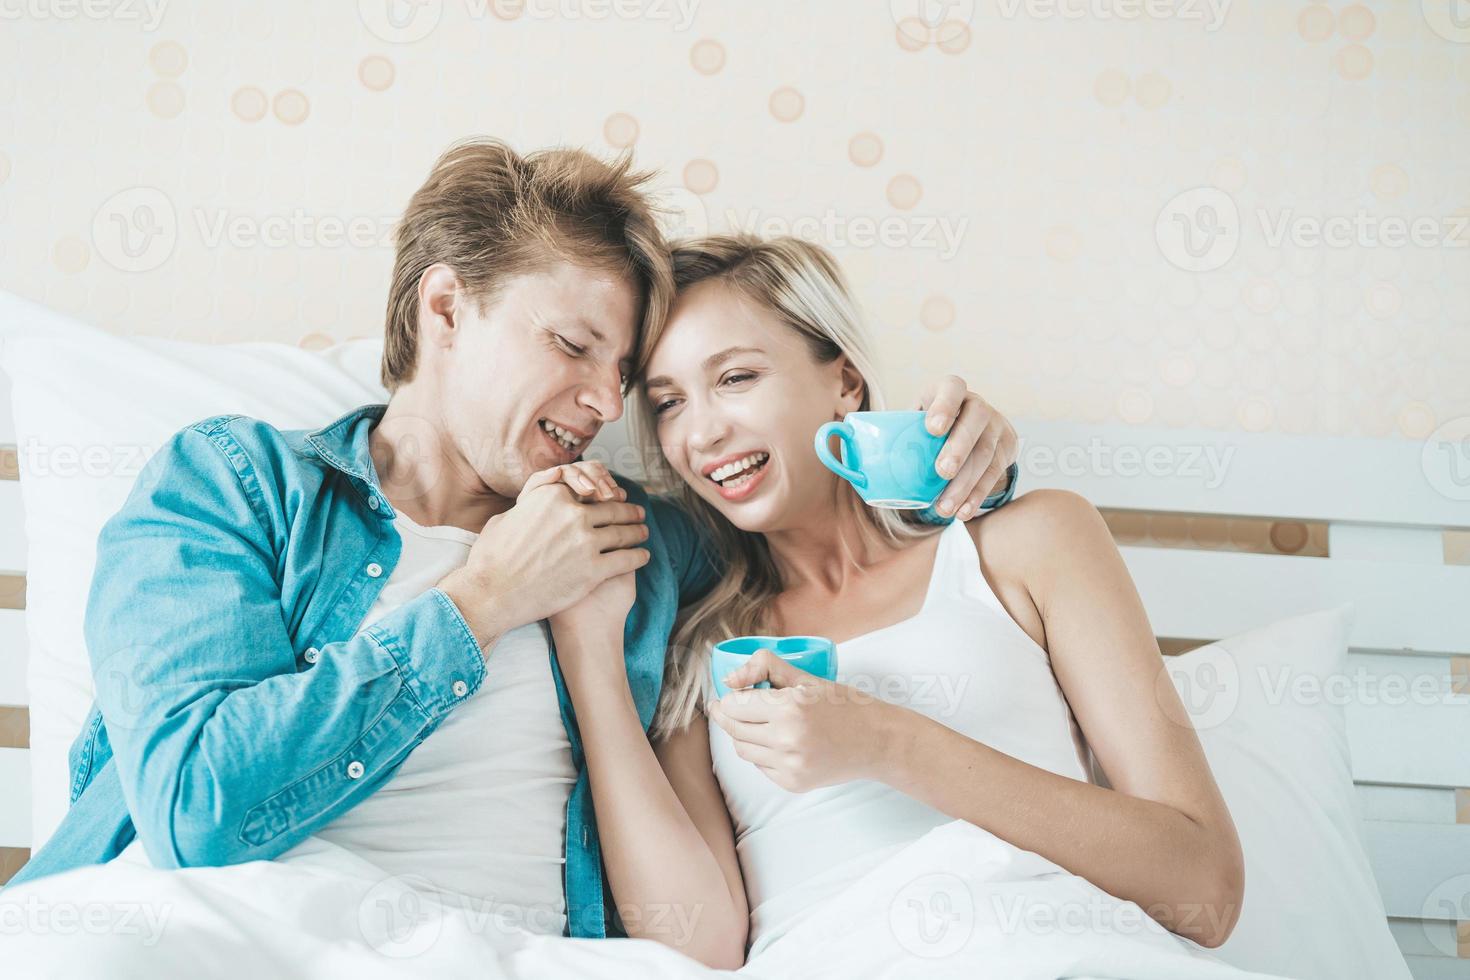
[814,410,950,509]
[710,635,838,700]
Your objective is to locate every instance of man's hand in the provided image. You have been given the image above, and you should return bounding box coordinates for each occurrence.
[437,461,649,653]
[916,375,1018,520]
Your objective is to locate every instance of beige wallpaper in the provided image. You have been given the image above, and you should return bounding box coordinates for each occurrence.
[0,0,1466,449]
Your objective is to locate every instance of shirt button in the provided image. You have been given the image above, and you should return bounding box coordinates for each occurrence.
[368,495,380,511]
[346,761,365,779]
[366,563,383,578]
[452,680,468,698]
[303,647,319,664]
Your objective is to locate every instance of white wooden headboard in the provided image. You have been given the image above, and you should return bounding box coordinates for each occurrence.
[1018,418,1470,979]
[0,389,1466,976]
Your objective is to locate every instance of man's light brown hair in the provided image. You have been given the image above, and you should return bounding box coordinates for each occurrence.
[381,137,674,390]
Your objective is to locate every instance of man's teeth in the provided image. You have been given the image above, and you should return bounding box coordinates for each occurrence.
[539,419,582,453]
[710,453,769,484]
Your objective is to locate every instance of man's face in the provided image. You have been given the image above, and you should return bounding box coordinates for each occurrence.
[435,260,640,497]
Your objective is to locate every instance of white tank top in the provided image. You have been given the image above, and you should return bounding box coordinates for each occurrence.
[709,518,1092,958]
[285,508,576,935]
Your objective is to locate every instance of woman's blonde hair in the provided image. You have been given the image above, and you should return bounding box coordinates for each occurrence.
[629,234,944,740]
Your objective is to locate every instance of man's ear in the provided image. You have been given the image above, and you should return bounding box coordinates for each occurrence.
[836,355,867,414]
[418,264,462,350]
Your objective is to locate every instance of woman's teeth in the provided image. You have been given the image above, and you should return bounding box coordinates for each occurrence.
[710,452,769,486]
[539,419,582,453]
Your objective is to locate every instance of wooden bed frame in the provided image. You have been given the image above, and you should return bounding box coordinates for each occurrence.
[0,376,1466,976]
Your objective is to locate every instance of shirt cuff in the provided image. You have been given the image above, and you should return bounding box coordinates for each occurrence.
[363,587,488,720]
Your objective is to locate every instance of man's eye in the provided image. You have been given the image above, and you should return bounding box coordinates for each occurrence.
[557,335,588,356]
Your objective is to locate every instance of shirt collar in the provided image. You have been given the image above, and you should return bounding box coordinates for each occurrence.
[302,403,394,515]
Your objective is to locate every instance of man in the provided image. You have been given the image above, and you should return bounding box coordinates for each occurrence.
[6,138,1019,939]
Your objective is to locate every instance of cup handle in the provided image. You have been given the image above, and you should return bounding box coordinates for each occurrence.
[814,421,867,489]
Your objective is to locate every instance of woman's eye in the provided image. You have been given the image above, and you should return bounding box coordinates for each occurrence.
[652,398,679,416]
[556,335,588,357]
[721,371,756,386]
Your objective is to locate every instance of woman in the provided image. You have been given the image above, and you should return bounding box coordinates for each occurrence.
[546,235,1245,968]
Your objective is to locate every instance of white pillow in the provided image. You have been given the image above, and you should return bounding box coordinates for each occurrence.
[0,292,638,849]
[1161,606,1410,980]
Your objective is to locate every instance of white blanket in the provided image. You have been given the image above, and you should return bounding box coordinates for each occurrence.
[0,821,1294,980]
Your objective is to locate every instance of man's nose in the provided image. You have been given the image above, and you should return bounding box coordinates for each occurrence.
[579,365,625,423]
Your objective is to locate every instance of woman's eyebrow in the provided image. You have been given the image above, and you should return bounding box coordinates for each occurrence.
[645,346,765,389]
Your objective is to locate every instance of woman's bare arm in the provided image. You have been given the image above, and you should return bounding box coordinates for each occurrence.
[874,488,1244,947]
[554,624,748,967]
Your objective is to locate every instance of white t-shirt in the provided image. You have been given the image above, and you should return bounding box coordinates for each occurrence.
[119,506,577,938]
[299,508,577,935]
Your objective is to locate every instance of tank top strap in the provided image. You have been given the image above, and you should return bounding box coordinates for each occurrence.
[928,518,1008,618]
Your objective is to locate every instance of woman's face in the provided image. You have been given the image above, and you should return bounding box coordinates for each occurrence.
[643,279,863,533]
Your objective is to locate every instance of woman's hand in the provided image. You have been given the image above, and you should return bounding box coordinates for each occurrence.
[706,649,900,793]
[917,374,1019,520]
[540,461,644,679]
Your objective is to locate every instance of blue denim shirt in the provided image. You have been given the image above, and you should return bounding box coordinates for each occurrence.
[5,404,718,938]
[6,402,1018,936]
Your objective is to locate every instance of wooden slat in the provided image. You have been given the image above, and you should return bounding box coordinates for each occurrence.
[0,574,23,611]
[0,609,27,705]
[1017,419,1470,531]
[0,706,26,749]
[0,847,30,886]
[0,747,31,847]
[1121,546,1470,657]
[0,445,17,481]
